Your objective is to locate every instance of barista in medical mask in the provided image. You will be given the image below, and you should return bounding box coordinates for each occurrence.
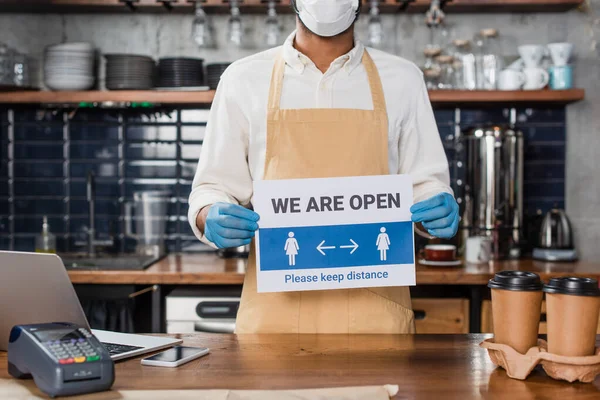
[189,0,459,334]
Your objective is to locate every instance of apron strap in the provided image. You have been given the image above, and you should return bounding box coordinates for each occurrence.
[267,55,286,112]
[361,50,387,113]
[267,49,387,113]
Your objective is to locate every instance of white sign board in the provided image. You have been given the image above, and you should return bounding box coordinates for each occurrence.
[253,175,416,293]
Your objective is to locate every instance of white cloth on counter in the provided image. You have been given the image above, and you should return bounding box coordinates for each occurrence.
[0,379,399,399]
[188,30,452,244]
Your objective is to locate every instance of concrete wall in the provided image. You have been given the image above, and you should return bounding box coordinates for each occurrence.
[0,1,599,259]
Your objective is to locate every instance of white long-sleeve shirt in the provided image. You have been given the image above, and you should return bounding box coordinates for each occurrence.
[188,31,451,244]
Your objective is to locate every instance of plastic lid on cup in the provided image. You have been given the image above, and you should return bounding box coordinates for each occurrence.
[488,271,543,291]
[543,277,600,297]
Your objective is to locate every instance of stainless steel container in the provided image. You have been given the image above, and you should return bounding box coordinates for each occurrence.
[461,125,524,259]
[125,191,171,257]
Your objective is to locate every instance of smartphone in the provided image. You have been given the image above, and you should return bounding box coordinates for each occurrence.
[140,346,210,368]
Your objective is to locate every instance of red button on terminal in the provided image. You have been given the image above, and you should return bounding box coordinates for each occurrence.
[59,358,74,365]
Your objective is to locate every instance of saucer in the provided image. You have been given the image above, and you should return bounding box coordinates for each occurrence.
[418,259,463,267]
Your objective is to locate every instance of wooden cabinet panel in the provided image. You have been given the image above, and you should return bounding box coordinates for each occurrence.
[413,298,469,334]
[481,299,600,334]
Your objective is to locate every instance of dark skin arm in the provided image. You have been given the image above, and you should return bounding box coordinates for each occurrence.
[195,206,211,235]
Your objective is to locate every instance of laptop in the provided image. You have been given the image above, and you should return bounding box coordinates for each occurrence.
[0,251,182,361]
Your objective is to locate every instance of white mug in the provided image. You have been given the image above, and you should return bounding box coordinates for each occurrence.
[506,58,525,71]
[498,69,526,90]
[518,45,547,68]
[547,42,574,67]
[523,67,550,90]
[466,236,493,264]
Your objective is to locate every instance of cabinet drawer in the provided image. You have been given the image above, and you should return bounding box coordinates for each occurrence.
[413,298,470,334]
[481,300,600,334]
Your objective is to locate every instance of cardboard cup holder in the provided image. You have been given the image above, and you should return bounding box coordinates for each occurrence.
[480,338,600,383]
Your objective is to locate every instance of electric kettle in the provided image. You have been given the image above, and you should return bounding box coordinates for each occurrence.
[533,208,577,262]
[539,208,573,249]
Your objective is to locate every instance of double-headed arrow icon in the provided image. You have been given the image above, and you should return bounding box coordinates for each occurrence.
[316,239,359,255]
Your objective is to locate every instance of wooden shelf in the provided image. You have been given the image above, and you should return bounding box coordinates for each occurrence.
[428,89,585,106]
[0,0,584,14]
[411,0,584,13]
[0,90,216,105]
[0,89,584,106]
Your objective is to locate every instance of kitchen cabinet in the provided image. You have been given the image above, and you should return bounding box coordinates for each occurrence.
[481,299,600,334]
[0,0,584,13]
[413,298,469,334]
[66,255,600,333]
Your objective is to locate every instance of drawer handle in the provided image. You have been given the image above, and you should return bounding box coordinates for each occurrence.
[414,310,426,320]
[194,321,236,334]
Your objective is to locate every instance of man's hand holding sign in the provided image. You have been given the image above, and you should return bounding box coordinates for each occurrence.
[199,183,460,289]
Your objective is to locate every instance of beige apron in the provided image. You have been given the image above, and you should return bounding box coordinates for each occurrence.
[236,51,415,334]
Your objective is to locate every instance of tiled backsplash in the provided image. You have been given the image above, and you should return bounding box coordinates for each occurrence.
[0,107,210,252]
[0,106,565,253]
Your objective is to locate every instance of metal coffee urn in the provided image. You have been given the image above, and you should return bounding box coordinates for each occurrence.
[461,125,524,259]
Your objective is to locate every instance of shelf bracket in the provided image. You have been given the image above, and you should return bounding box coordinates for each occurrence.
[440,0,452,9]
[397,0,416,12]
[119,0,140,11]
[157,0,175,10]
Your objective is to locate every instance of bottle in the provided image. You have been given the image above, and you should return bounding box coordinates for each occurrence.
[35,216,56,254]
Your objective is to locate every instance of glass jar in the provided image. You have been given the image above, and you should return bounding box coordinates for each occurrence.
[437,55,455,90]
[423,68,441,91]
[0,43,15,86]
[424,47,442,71]
[474,29,503,90]
[425,25,443,64]
[452,39,477,90]
[13,53,29,87]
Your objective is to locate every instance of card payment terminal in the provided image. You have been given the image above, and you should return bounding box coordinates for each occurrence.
[8,322,114,397]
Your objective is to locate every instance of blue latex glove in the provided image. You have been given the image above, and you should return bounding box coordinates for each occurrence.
[204,203,260,249]
[410,193,459,239]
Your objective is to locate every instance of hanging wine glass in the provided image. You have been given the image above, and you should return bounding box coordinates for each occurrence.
[191,1,213,48]
[228,0,244,48]
[264,0,281,48]
[367,0,384,48]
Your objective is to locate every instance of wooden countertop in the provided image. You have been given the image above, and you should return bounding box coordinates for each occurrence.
[1,334,599,399]
[67,253,600,285]
[67,253,246,285]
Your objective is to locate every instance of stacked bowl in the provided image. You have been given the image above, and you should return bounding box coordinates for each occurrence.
[105,54,155,90]
[206,63,231,90]
[157,57,205,89]
[44,42,95,91]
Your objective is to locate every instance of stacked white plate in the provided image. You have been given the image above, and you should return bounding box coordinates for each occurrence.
[44,42,95,91]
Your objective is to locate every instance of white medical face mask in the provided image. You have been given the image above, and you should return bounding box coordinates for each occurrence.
[295,0,359,37]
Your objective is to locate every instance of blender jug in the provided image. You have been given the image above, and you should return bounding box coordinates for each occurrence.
[125,191,171,257]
